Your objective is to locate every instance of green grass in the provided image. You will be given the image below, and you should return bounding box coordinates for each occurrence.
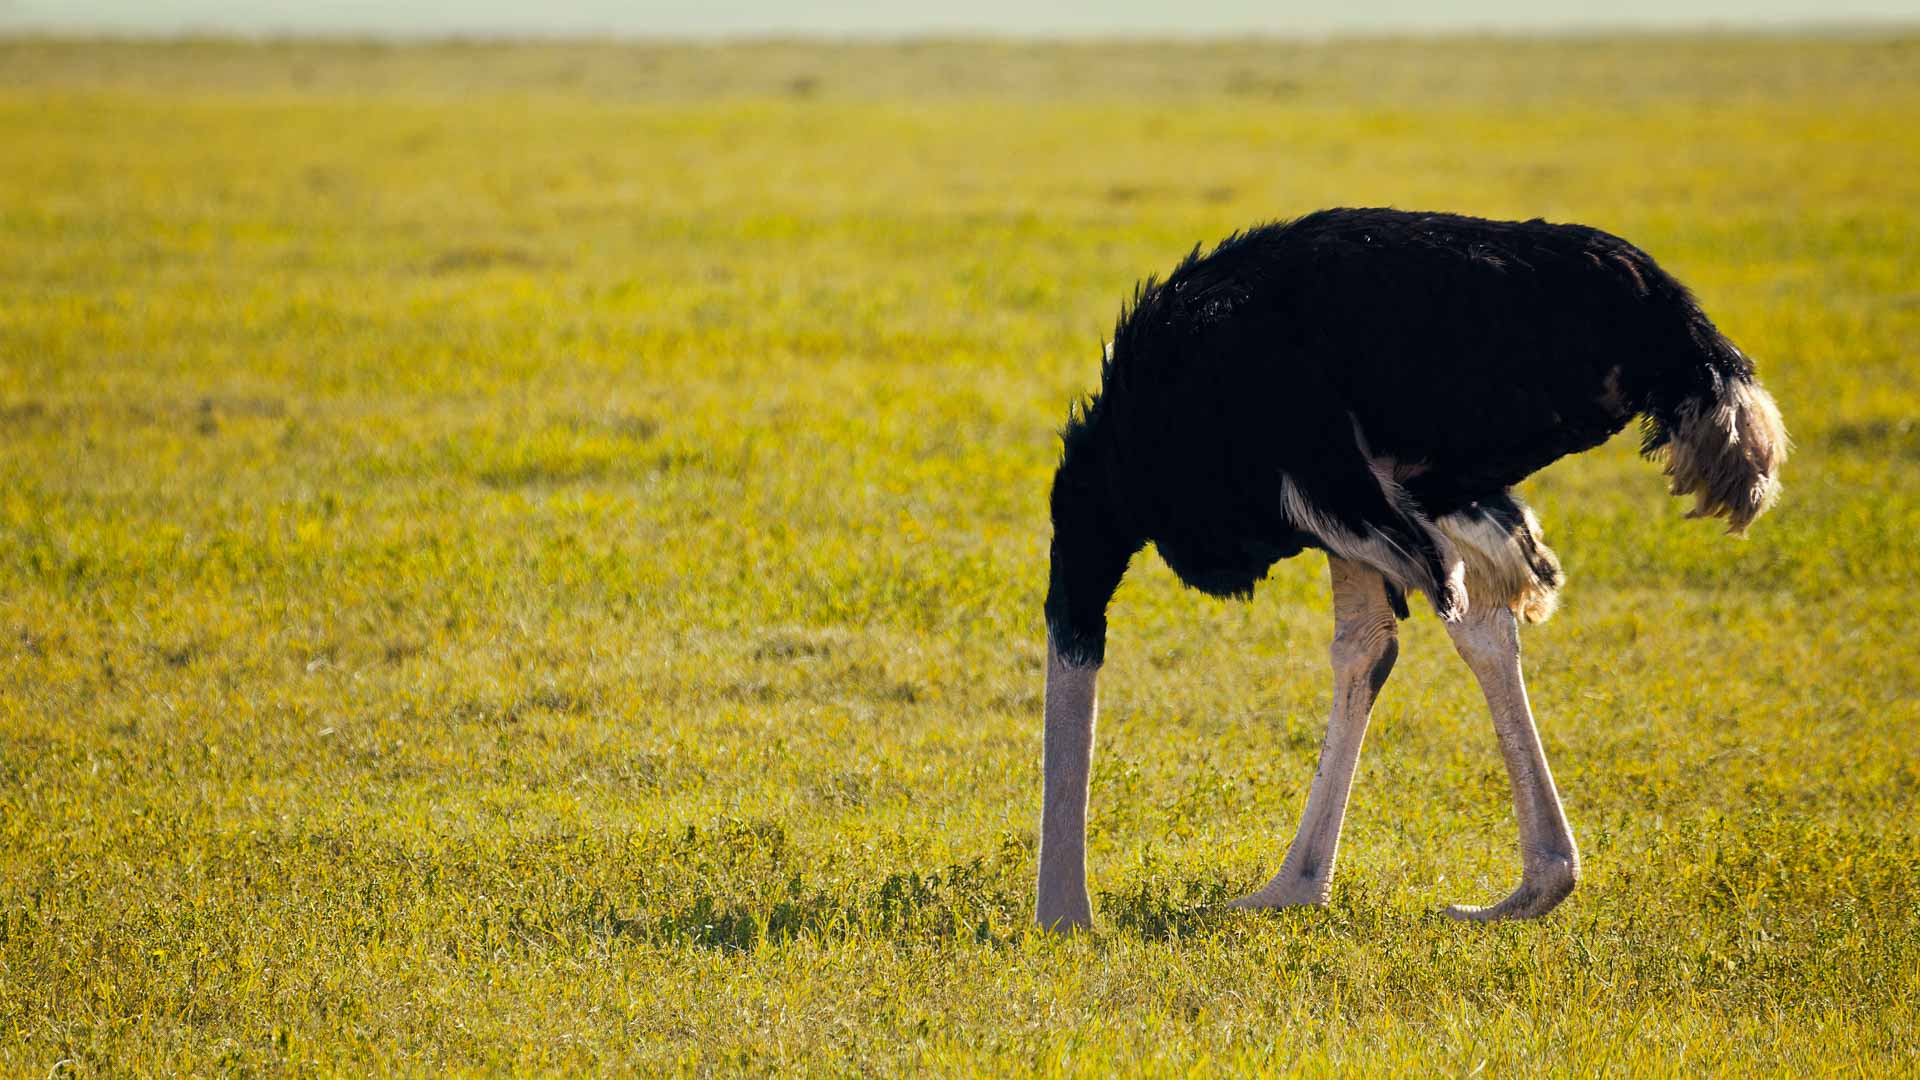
[3,34,1919,1074]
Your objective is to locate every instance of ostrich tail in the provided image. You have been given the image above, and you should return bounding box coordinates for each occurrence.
[1653,375,1789,535]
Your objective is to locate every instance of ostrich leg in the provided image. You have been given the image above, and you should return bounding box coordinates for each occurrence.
[1036,641,1098,931]
[1442,604,1580,920]
[1231,556,1399,909]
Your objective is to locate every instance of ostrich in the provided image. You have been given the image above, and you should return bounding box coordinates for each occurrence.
[1036,208,1787,930]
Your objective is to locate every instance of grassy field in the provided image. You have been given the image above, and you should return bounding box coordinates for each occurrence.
[3,34,1919,1074]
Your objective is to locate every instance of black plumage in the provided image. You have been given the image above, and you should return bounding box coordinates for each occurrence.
[1046,207,1784,666]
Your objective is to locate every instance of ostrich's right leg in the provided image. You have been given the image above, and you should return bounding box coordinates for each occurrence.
[1441,603,1580,920]
[1231,556,1399,909]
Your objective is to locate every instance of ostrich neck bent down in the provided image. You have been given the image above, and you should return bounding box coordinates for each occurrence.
[1231,556,1399,910]
[1036,643,1099,931]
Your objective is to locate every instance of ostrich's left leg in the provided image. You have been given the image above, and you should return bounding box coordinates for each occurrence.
[1231,556,1398,909]
[1442,604,1580,920]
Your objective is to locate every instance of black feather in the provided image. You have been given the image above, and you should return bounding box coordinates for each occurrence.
[1045,207,1758,664]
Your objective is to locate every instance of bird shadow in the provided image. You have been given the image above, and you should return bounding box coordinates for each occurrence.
[585,863,1286,954]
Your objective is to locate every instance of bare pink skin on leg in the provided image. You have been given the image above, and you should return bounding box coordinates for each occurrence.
[1441,603,1580,921]
[1231,556,1399,910]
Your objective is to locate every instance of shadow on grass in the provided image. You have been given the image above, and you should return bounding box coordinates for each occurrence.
[583,827,1253,953]
[1098,868,1244,941]
[588,858,1021,952]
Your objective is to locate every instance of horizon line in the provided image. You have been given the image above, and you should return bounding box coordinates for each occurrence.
[2,19,1916,45]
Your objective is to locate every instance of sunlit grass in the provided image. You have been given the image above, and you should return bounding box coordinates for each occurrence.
[2,35,1917,1074]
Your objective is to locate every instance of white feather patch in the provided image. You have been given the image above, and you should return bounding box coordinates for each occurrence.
[1280,474,1467,619]
[1434,504,1562,624]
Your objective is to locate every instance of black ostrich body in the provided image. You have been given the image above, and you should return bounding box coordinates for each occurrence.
[1033,208,1787,930]
[1046,207,1771,666]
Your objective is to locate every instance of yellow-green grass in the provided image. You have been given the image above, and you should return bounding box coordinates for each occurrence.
[2,35,1918,1074]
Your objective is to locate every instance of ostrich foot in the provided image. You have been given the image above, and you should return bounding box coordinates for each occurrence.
[1227,868,1331,911]
[1442,855,1577,922]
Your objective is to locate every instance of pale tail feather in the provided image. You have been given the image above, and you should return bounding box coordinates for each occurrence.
[1663,377,1789,535]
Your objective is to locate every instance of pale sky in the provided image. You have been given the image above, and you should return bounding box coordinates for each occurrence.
[4,0,1917,37]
